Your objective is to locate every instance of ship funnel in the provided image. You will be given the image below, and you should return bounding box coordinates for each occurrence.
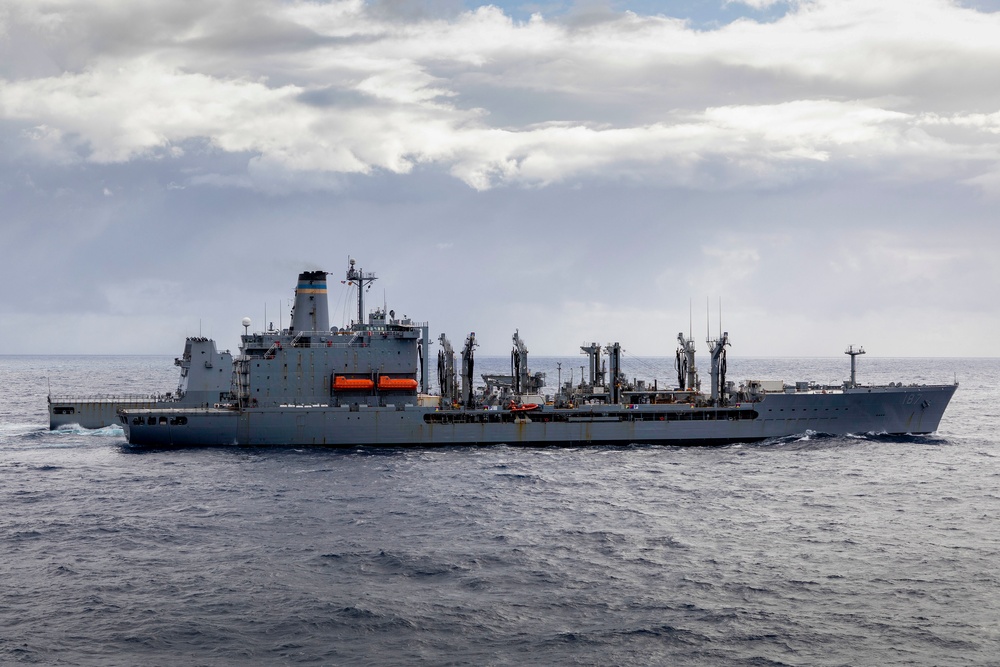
[289,270,330,334]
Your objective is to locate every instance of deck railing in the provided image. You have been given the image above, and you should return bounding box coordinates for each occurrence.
[48,394,174,403]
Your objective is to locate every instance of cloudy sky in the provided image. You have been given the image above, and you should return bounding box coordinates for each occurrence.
[2,0,999,358]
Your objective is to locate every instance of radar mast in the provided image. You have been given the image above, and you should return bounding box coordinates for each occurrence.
[345,258,377,326]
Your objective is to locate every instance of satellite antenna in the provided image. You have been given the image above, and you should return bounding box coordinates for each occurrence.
[242,317,251,336]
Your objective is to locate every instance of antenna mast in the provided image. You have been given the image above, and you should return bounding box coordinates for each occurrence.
[718,297,722,338]
[345,258,377,325]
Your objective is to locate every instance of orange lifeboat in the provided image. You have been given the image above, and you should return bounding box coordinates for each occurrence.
[378,376,419,391]
[333,376,375,391]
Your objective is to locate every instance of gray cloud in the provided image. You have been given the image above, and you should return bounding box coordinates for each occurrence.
[1,0,998,357]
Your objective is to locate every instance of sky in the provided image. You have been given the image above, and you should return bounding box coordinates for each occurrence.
[2,0,999,358]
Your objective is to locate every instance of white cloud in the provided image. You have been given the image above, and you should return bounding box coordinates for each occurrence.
[726,0,787,9]
[2,0,1000,192]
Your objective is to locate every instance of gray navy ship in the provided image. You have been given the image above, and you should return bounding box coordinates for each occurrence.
[115,259,957,448]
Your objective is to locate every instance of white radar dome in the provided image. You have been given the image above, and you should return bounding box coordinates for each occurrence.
[242,317,252,328]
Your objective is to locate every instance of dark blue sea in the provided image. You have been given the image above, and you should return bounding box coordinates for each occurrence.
[2,354,998,666]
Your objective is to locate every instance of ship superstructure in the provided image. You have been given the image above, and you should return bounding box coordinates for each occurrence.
[229,263,430,412]
[117,260,957,448]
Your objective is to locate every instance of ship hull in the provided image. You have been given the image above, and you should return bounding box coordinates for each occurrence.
[50,398,168,430]
[120,384,957,448]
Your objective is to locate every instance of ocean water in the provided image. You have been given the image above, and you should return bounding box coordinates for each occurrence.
[2,354,999,666]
